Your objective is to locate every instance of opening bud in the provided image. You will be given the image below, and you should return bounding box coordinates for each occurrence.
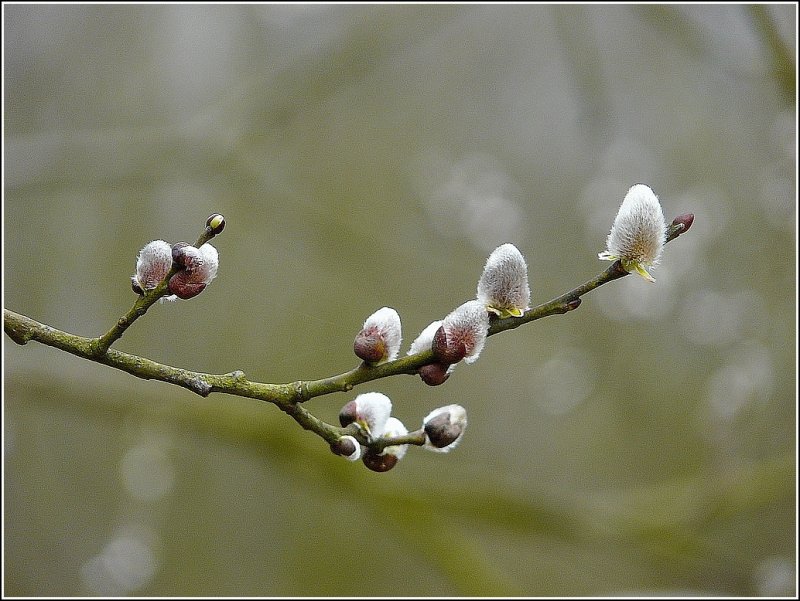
[423,404,467,453]
[167,243,219,300]
[330,436,362,461]
[354,333,387,364]
[432,325,465,364]
[167,278,207,300]
[339,400,358,428]
[171,242,203,273]
[362,417,408,472]
[435,300,490,365]
[354,307,402,365]
[338,392,392,440]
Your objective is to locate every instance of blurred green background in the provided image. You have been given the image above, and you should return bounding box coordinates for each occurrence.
[3,4,796,597]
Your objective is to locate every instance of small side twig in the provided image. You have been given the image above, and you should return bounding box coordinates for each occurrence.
[92,217,225,355]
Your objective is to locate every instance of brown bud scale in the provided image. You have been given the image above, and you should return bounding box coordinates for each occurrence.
[167,273,206,299]
[330,437,358,457]
[418,363,451,386]
[671,213,695,234]
[362,451,398,472]
[354,331,387,364]
[424,412,462,448]
[432,325,467,364]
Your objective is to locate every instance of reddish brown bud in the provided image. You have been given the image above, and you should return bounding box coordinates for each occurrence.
[167,242,218,299]
[362,450,398,472]
[671,213,694,234]
[355,308,402,364]
[422,404,467,452]
[330,436,361,461]
[566,298,581,311]
[354,331,388,364]
[431,325,467,365]
[418,362,451,386]
[167,273,207,299]
[423,411,463,448]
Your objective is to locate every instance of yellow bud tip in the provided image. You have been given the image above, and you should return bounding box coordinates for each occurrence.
[488,305,524,318]
[206,213,226,234]
[623,259,656,283]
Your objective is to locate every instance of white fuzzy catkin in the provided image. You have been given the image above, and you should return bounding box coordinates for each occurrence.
[196,243,219,284]
[134,240,173,291]
[477,243,530,317]
[352,392,392,439]
[442,300,490,364]
[599,184,666,281]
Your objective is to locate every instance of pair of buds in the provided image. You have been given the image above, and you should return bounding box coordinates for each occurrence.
[131,240,219,300]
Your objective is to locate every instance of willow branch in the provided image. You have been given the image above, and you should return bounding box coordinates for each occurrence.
[4,213,694,451]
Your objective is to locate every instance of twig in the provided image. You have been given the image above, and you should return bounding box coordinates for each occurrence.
[4,212,694,461]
